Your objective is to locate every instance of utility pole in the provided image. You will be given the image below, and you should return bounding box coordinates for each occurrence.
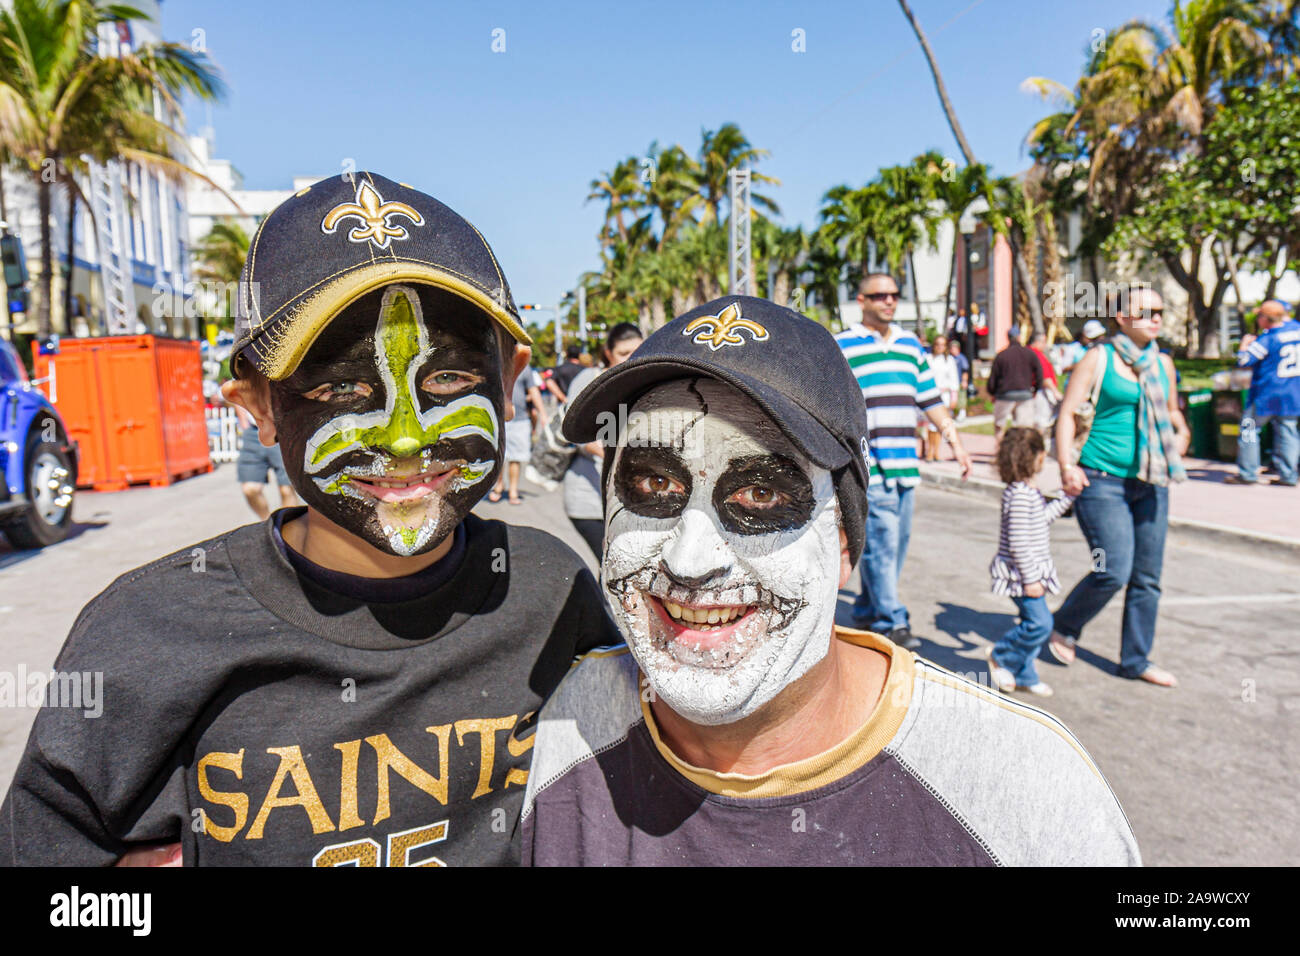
[728,169,751,295]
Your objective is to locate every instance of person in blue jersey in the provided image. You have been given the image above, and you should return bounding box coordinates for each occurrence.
[1229,300,1300,487]
[834,273,971,649]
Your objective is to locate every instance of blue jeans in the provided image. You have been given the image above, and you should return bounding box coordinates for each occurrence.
[1238,407,1299,485]
[1053,468,1169,678]
[993,595,1053,686]
[853,481,914,632]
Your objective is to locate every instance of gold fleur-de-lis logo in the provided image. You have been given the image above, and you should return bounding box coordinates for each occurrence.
[682,302,769,350]
[321,180,424,250]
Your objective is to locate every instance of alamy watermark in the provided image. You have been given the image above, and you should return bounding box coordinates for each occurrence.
[0,667,102,717]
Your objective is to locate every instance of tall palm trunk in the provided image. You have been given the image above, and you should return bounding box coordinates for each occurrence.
[63,182,76,335]
[773,271,791,307]
[944,223,957,317]
[900,0,1048,343]
[908,251,922,330]
[650,297,667,331]
[897,0,976,166]
[0,166,8,222]
[36,175,53,340]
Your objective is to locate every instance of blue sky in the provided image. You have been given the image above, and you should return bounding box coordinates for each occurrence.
[161,0,1170,306]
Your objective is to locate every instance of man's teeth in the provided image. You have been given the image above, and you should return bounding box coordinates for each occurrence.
[663,600,749,629]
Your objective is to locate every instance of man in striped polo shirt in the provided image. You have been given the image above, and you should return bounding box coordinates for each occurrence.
[835,273,971,648]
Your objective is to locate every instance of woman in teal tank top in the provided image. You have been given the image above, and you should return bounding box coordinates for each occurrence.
[1051,290,1191,687]
[1078,345,1172,479]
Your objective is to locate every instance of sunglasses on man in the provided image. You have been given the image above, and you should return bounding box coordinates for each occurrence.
[862,291,901,302]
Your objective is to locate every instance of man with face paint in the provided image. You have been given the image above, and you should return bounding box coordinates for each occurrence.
[520,296,1139,866]
[0,173,620,866]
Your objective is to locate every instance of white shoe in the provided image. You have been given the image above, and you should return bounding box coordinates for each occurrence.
[1018,681,1054,697]
[986,652,1016,694]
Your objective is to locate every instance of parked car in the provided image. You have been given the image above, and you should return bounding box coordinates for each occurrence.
[0,339,78,548]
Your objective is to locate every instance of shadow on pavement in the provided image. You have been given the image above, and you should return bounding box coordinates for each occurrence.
[0,518,110,570]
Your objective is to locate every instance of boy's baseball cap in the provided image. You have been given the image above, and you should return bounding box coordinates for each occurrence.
[1082,319,1107,339]
[231,171,530,380]
[563,295,871,563]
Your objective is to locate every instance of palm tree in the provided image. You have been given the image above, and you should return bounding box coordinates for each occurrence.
[0,0,224,338]
[695,123,780,226]
[768,224,807,307]
[1023,1,1296,352]
[587,156,642,259]
[818,184,883,284]
[191,219,248,328]
[897,0,977,164]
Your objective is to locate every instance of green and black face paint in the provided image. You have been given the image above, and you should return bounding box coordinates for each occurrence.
[269,283,505,556]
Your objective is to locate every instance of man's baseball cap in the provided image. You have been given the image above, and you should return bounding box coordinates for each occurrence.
[231,171,530,380]
[563,295,871,563]
[1082,319,1107,339]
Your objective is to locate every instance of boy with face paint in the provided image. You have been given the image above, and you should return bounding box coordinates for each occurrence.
[521,296,1140,866]
[0,173,619,866]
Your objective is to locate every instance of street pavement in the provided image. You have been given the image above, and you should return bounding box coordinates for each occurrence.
[931,429,1300,546]
[1,463,1297,865]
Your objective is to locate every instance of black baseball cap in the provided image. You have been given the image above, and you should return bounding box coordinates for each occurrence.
[564,296,871,562]
[231,171,529,380]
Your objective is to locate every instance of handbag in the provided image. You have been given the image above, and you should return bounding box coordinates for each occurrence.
[1069,345,1107,463]
[524,410,577,491]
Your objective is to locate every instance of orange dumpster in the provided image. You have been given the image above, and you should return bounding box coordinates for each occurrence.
[33,335,213,491]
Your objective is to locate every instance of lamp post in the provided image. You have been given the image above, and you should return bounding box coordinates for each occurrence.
[958,209,978,400]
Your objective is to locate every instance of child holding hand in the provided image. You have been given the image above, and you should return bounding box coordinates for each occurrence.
[988,428,1076,697]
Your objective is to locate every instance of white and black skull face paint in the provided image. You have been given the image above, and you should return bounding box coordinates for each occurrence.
[603,378,842,726]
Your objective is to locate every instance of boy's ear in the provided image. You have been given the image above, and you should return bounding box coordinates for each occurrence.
[838,527,853,589]
[221,375,277,447]
[500,343,531,422]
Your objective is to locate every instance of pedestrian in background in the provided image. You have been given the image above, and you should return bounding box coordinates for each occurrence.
[546,344,585,404]
[1058,319,1107,377]
[988,324,1043,442]
[836,273,971,650]
[490,365,548,504]
[233,402,298,520]
[923,334,959,461]
[948,336,971,419]
[1051,287,1189,687]
[1229,299,1299,487]
[1029,331,1063,437]
[987,427,1076,698]
[563,322,644,561]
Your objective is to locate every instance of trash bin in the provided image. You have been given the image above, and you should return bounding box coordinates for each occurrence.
[1179,389,1215,459]
[1213,389,1273,463]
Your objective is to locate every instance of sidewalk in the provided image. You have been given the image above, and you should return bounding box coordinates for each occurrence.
[921,429,1300,551]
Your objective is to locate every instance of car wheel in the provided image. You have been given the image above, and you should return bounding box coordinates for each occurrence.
[0,436,75,549]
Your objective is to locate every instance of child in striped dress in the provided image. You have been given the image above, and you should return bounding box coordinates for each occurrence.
[987,428,1076,697]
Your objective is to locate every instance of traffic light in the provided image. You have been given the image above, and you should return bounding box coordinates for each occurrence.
[1,233,29,290]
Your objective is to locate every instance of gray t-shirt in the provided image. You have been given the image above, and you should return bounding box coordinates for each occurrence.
[522,628,1141,866]
[511,368,540,422]
[562,367,604,520]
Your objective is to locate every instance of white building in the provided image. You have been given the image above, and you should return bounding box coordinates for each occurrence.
[184,131,314,247]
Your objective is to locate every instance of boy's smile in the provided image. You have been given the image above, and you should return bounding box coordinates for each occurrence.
[269,283,505,556]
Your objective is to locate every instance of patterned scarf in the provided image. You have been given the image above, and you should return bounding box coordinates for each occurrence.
[1109,333,1186,486]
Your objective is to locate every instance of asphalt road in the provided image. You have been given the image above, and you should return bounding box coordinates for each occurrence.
[1,463,1296,865]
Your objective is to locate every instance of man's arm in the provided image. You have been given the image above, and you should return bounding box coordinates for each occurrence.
[1,571,202,865]
[1236,333,1267,369]
[546,378,567,404]
[526,385,549,427]
[921,403,972,479]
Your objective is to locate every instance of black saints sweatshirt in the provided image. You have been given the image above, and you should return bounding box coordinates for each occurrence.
[0,511,619,866]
